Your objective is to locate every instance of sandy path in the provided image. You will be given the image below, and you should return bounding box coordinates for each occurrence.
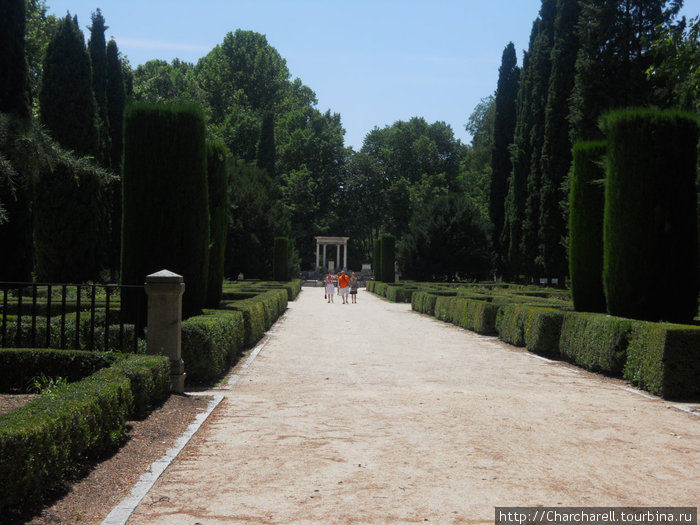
[127,287,699,524]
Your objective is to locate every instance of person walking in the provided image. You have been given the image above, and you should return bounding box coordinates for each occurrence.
[349,272,358,303]
[337,270,350,304]
[324,271,335,303]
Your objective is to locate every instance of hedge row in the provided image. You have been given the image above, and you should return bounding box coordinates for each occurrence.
[0,349,170,513]
[375,283,699,398]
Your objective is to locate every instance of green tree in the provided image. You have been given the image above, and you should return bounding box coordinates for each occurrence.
[522,0,556,280]
[106,39,125,172]
[39,14,98,158]
[257,111,276,179]
[538,0,581,284]
[25,0,58,114]
[88,8,109,165]
[206,141,229,307]
[0,0,30,118]
[490,42,520,278]
[463,95,495,221]
[569,0,682,142]
[132,58,206,107]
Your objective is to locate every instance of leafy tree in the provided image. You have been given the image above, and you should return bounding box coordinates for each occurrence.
[88,8,109,165]
[538,0,581,283]
[0,0,30,118]
[39,14,98,158]
[463,95,495,221]
[398,193,491,282]
[131,58,206,107]
[490,43,520,278]
[257,111,276,179]
[569,0,682,142]
[24,0,58,113]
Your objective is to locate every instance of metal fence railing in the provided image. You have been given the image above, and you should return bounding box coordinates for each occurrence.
[0,282,145,353]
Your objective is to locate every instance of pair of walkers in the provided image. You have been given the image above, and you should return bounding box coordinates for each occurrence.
[324,270,358,304]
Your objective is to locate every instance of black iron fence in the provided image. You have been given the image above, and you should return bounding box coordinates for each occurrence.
[0,282,146,353]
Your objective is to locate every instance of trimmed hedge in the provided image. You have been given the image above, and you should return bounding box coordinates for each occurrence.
[411,291,438,317]
[524,308,564,358]
[219,289,287,348]
[569,140,607,313]
[600,108,699,322]
[182,309,245,384]
[0,350,169,513]
[559,312,634,375]
[624,323,700,399]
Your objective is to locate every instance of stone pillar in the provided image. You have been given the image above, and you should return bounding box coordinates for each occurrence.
[315,242,320,277]
[323,244,327,270]
[336,244,340,269]
[343,241,348,270]
[145,270,186,393]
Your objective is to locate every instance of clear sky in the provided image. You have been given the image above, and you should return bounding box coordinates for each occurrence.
[44,0,700,150]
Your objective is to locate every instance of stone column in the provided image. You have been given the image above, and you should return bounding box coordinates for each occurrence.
[145,270,186,393]
[323,244,327,270]
[343,241,348,271]
[315,242,320,277]
[336,244,340,269]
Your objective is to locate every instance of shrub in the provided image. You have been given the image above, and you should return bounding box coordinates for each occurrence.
[0,350,170,513]
[524,308,564,358]
[380,233,395,283]
[373,238,381,282]
[569,141,607,313]
[182,310,244,384]
[411,291,438,316]
[205,141,229,308]
[121,102,210,321]
[600,108,699,322]
[623,322,700,399]
[273,236,290,281]
[559,312,635,375]
[496,304,530,346]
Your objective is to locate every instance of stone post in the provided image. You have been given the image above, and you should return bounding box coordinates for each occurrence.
[145,270,186,393]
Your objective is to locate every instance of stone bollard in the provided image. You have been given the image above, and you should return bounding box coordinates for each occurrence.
[145,270,186,393]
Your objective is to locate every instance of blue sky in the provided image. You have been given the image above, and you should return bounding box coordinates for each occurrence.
[45,0,699,150]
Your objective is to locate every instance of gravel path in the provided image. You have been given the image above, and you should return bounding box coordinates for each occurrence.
[125,287,700,524]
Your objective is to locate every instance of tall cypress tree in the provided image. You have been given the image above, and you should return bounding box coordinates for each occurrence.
[88,8,110,166]
[522,0,556,280]
[106,39,125,173]
[0,0,30,118]
[569,0,681,142]
[503,21,538,278]
[40,14,98,158]
[538,0,581,284]
[490,42,520,279]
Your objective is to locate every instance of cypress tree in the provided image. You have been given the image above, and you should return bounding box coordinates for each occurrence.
[569,0,681,142]
[522,0,556,280]
[39,14,99,158]
[538,0,581,284]
[600,108,698,322]
[503,21,538,278]
[257,111,276,180]
[380,233,395,283]
[88,8,110,166]
[106,39,126,273]
[273,236,290,281]
[106,39,125,173]
[490,42,520,279]
[0,0,30,118]
[121,102,209,320]
[373,237,382,282]
[569,140,606,313]
[205,141,229,307]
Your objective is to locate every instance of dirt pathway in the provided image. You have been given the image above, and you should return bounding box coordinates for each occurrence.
[125,287,699,524]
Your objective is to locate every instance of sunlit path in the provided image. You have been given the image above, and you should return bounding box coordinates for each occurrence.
[125,288,699,524]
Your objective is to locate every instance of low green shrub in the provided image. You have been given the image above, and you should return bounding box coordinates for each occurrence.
[182,309,244,384]
[495,304,530,347]
[385,284,413,303]
[524,308,564,358]
[0,350,169,513]
[411,291,438,316]
[559,312,635,375]
[373,282,388,298]
[624,322,700,398]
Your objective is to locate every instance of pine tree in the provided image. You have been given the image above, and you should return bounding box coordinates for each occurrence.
[88,8,110,166]
[39,14,98,158]
[569,0,682,142]
[0,0,30,118]
[522,0,556,280]
[490,42,520,279]
[538,0,581,284]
